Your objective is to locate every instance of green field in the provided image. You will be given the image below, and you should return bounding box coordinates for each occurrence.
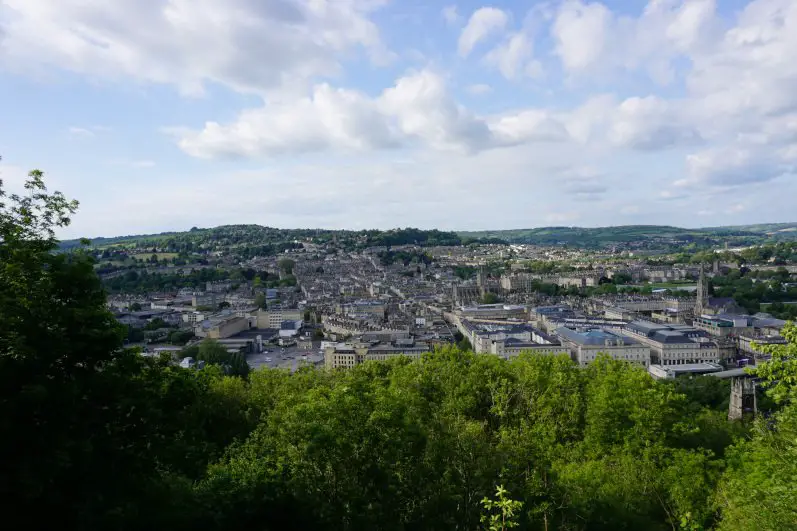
[649,282,698,289]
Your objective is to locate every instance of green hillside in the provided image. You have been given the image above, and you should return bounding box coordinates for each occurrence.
[459,223,797,247]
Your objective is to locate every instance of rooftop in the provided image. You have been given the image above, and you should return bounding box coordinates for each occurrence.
[557,327,638,346]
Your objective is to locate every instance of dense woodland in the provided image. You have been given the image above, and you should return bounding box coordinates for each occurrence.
[3,173,797,530]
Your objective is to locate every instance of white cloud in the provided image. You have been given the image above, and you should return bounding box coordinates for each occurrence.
[561,94,699,150]
[685,145,794,188]
[466,84,493,95]
[551,0,717,81]
[483,31,542,80]
[458,7,509,57]
[176,70,572,158]
[552,1,611,72]
[0,0,389,95]
[177,83,399,158]
[608,96,701,150]
[68,125,111,138]
[68,127,95,137]
[489,110,571,146]
[442,5,460,26]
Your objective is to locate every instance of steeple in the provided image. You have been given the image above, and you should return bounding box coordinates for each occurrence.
[695,265,709,316]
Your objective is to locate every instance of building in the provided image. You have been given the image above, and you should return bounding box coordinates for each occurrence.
[490,337,569,359]
[738,334,788,360]
[648,362,725,380]
[192,293,221,308]
[324,341,429,369]
[279,320,303,338]
[530,305,577,331]
[457,303,527,321]
[256,308,303,329]
[339,300,386,319]
[206,280,232,293]
[557,327,651,367]
[624,320,720,366]
[195,315,250,339]
[182,311,206,324]
[693,315,755,337]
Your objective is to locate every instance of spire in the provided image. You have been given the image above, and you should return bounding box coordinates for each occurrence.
[695,265,709,316]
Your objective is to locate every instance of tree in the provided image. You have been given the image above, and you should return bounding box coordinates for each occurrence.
[717,322,797,530]
[278,258,295,275]
[254,293,266,309]
[457,336,473,351]
[144,317,170,331]
[168,329,194,346]
[481,292,501,304]
[217,301,231,310]
[196,339,250,378]
[0,171,190,528]
[481,485,523,531]
[130,302,142,311]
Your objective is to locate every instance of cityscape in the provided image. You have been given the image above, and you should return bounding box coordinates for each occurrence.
[2,0,797,529]
[97,225,796,379]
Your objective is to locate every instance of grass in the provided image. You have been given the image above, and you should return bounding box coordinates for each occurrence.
[649,282,698,289]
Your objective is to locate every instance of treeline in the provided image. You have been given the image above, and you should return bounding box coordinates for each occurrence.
[104,267,232,293]
[711,269,797,317]
[66,225,464,257]
[4,173,796,530]
[364,227,462,247]
[378,249,434,267]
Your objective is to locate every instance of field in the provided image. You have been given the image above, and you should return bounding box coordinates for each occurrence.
[649,282,698,289]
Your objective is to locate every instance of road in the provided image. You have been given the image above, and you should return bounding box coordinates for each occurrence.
[247,344,324,372]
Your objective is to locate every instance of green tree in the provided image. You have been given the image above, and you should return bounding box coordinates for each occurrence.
[481,485,523,531]
[254,292,266,309]
[168,329,194,345]
[196,339,250,378]
[130,302,142,311]
[0,171,216,528]
[481,292,501,304]
[717,322,797,530]
[278,258,295,275]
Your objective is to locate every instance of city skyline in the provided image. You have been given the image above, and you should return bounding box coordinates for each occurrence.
[1,0,796,238]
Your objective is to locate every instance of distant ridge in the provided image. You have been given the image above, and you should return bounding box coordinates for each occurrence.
[60,222,797,250]
[457,223,797,246]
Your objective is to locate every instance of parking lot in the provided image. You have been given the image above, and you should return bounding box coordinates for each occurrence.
[247,345,324,372]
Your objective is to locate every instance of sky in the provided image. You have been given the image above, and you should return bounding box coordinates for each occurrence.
[0,0,795,239]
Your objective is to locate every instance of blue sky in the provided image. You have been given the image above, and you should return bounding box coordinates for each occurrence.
[0,0,795,239]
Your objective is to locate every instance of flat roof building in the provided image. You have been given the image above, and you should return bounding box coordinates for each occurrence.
[624,320,720,366]
[557,327,651,367]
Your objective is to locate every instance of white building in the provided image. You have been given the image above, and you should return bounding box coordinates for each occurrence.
[624,321,720,366]
[556,327,651,367]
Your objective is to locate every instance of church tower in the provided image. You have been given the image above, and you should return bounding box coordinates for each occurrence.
[695,265,709,316]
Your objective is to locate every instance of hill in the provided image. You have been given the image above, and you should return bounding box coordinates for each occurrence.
[60,222,797,252]
[459,223,797,248]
